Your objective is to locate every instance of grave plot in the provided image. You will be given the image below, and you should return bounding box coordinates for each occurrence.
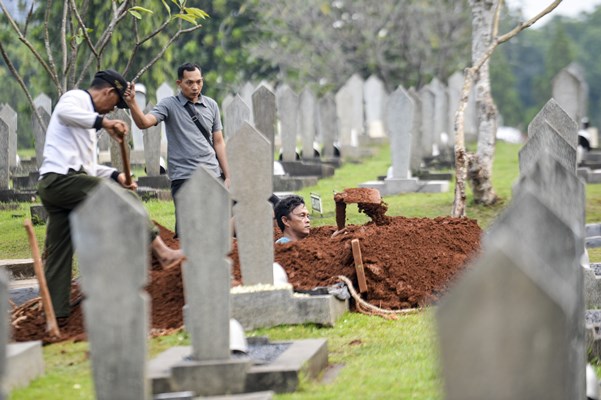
[11,211,482,344]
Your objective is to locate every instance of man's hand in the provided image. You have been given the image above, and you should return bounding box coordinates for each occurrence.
[123,81,136,105]
[223,176,231,189]
[103,118,128,143]
[117,172,137,190]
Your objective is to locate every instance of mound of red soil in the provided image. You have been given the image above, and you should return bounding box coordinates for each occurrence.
[11,215,481,344]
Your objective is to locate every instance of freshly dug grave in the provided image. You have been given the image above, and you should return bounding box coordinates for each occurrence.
[11,208,482,344]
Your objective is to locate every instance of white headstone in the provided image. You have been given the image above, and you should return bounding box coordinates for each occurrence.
[364,75,387,138]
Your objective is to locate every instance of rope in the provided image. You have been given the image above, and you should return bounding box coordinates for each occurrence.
[337,275,423,319]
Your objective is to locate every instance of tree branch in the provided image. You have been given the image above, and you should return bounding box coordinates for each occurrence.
[0,0,62,91]
[0,41,45,131]
[132,24,204,81]
[452,0,563,217]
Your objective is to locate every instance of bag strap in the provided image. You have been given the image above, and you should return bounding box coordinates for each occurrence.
[183,101,213,147]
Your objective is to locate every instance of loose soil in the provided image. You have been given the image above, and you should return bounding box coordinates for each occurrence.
[11,202,482,344]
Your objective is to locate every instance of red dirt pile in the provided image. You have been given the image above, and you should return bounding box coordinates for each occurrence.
[11,213,481,344]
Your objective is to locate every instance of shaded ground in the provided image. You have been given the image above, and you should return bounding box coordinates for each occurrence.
[11,207,482,344]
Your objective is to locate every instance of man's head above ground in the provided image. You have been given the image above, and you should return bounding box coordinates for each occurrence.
[274,195,311,241]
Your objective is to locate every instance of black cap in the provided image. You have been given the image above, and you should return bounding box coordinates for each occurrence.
[94,69,128,109]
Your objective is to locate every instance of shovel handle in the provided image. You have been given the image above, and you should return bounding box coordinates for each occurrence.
[24,219,61,337]
[351,239,368,293]
[119,140,132,186]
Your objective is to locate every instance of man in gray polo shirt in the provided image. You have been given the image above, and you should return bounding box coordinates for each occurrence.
[125,62,230,236]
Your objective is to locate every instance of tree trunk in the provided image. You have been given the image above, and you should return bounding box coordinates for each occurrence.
[468,0,499,205]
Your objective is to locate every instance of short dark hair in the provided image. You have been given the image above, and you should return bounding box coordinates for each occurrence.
[274,195,305,232]
[177,63,202,80]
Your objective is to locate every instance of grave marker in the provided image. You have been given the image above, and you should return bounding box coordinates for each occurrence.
[33,107,51,170]
[387,87,415,179]
[142,102,163,176]
[0,105,17,169]
[364,75,387,138]
[71,182,150,400]
[240,81,255,125]
[0,270,7,400]
[276,85,299,162]
[552,64,588,125]
[228,122,274,285]
[317,93,337,159]
[107,109,132,172]
[225,94,250,141]
[419,85,435,157]
[252,84,277,173]
[156,82,174,157]
[439,189,583,399]
[131,83,147,151]
[0,119,9,189]
[299,87,317,159]
[407,87,423,173]
[176,167,232,360]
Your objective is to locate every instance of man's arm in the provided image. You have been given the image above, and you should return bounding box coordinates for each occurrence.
[123,82,158,129]
[213,130,230,188]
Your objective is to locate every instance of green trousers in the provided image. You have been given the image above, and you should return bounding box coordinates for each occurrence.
[37,170,157,317]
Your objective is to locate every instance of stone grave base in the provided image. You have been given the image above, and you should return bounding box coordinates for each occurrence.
[279,161,335,178]
[358,178,449,196]
[12,171,40,191]
[138,175,171,189]
[230,285,348,330]
[578,167,601,184]
[273,175,318,192]
[137,188,173,202]
[6,341,45,391]
[586,223,601,248]
[149,338,327,396]
[0,189,36,202]
[416,170,453,181]
[584,266,601,308]
[1,259,35,279]
[340,145,377,161]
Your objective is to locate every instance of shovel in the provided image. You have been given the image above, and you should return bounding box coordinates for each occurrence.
[24,219,60,337]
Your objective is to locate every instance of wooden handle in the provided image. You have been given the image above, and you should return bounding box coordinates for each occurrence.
[351,239,368,293]
[119,140,132,186]
[24,219,61,337]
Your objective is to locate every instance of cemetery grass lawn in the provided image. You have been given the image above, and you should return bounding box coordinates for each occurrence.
[8,140,601,398]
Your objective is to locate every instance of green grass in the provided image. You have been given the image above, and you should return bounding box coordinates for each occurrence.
[7,140,601,399]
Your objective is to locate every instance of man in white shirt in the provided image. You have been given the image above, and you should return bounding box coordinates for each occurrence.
[38,69,183,324]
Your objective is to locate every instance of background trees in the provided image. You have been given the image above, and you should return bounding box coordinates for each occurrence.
[2,0,601,147]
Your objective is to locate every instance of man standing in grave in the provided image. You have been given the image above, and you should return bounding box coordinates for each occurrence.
[124,62,231,237]
[274,195,311,244]
[38,69,184,325]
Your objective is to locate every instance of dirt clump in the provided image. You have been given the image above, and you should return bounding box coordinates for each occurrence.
[11,215,481,344]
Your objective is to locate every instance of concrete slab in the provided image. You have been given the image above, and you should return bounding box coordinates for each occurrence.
[150,338,327,396]
[0,259,34,279]
[272,176,318,192]
[359,179,449,196]
[200,391,274,399]
[230,285,348,330]
[6,341,45,390]
[9,279,39,306]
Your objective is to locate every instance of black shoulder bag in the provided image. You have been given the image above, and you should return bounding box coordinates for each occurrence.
[183,102,225,180]
[184,101,213,146]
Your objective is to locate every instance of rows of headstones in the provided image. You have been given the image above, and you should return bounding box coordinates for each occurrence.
[0,120,284,397]
[0,70,479,195]
[437,99,590,398]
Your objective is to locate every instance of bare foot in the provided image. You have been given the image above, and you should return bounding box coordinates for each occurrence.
[156,248,185,270]
[151,237,186,269]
